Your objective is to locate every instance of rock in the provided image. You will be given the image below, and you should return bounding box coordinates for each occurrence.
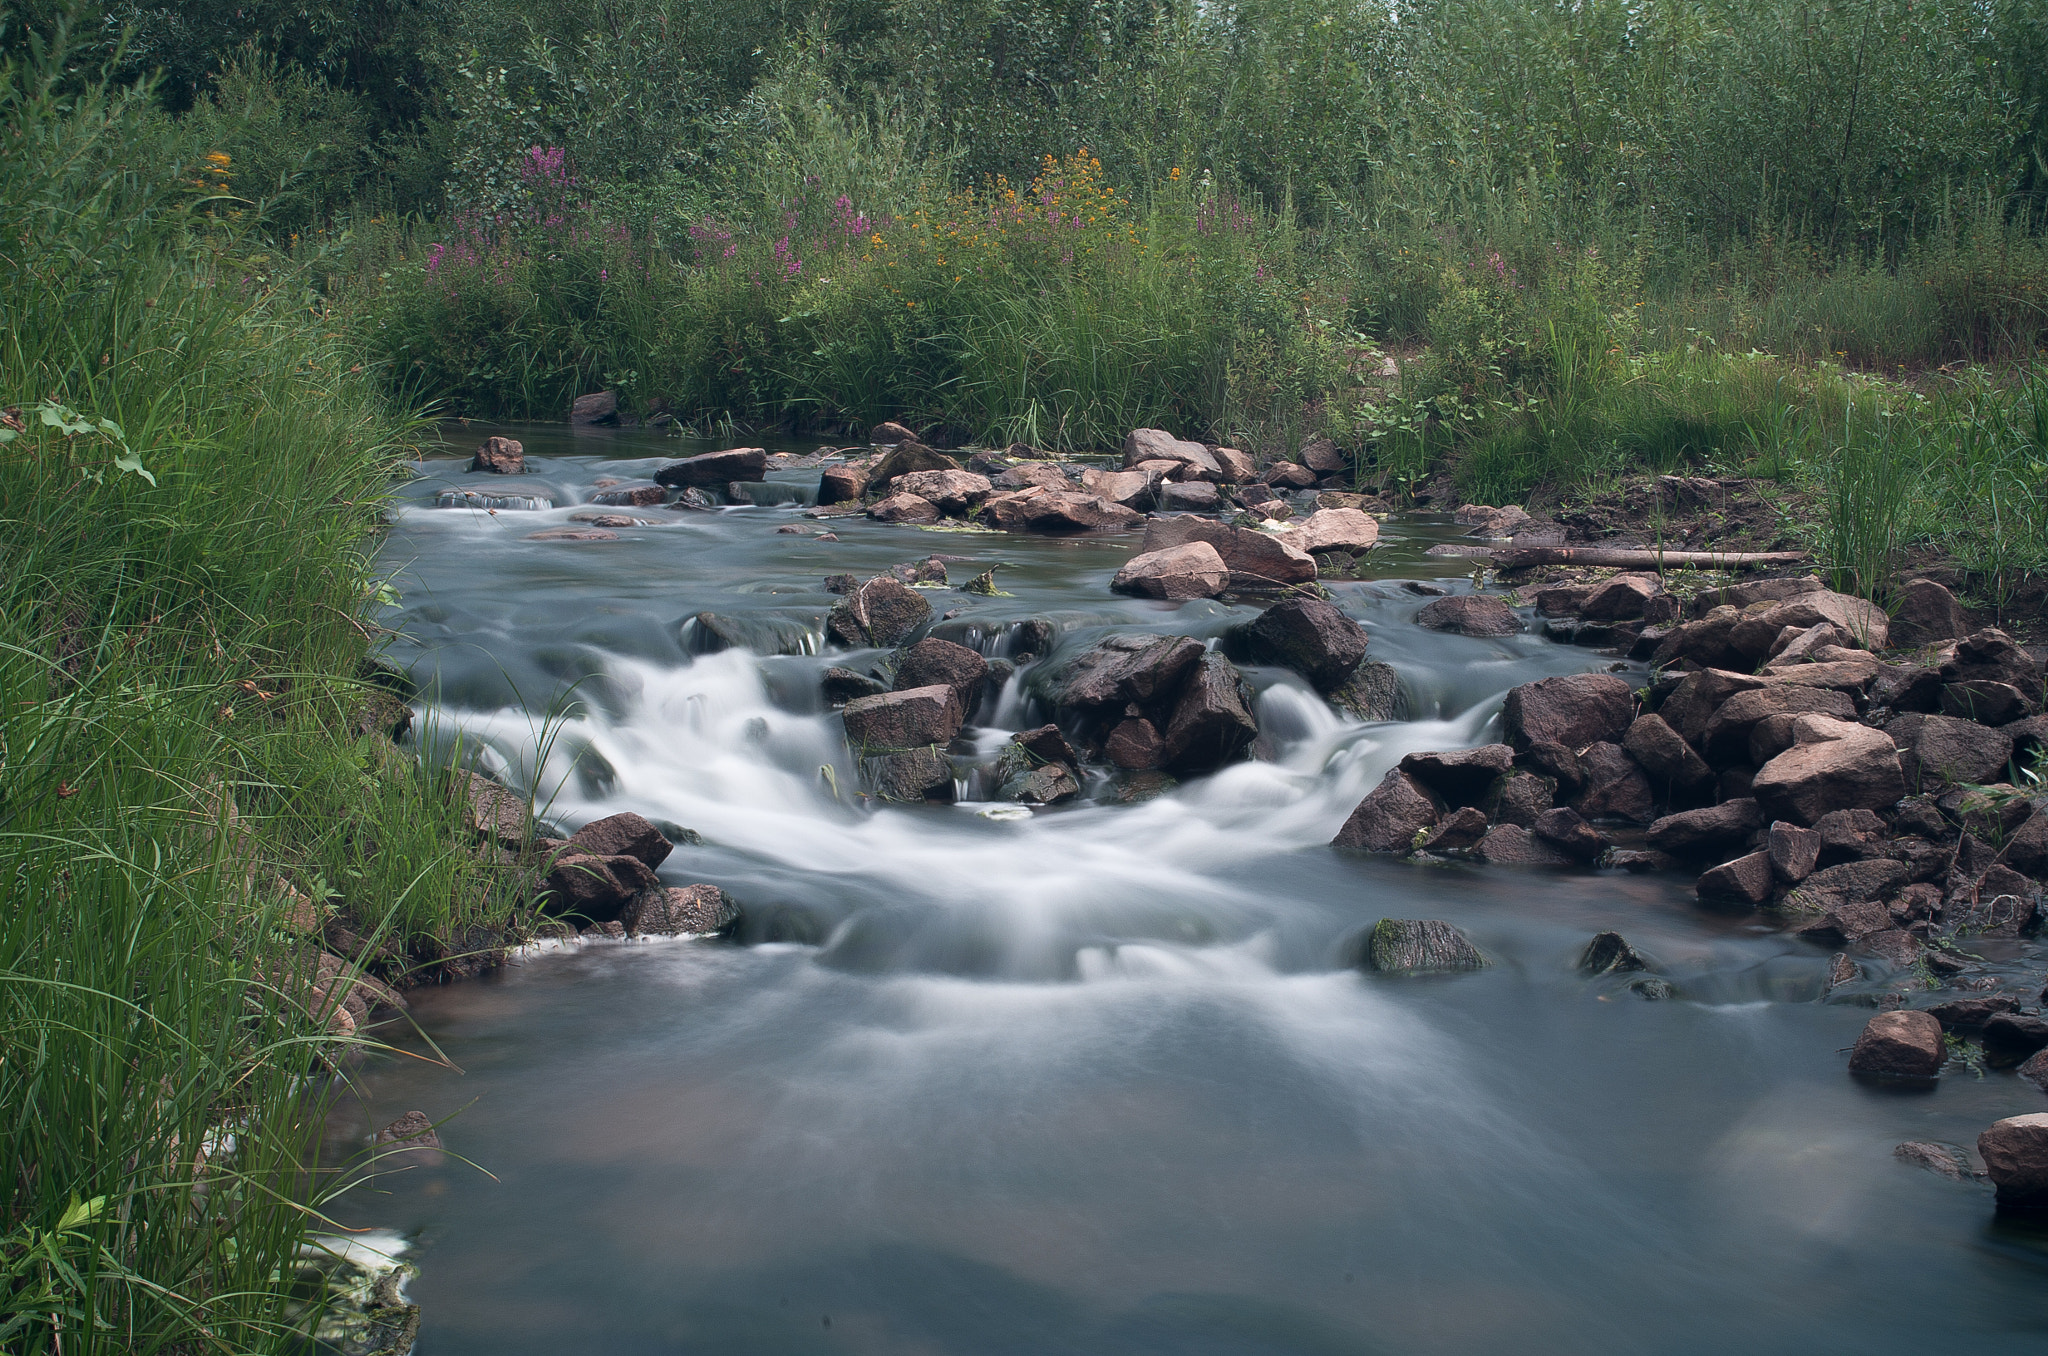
[1418,806,1492,853]
[1516,740,1585,791]
[1848,1009,1945,1078]
[1768,622,1854,666]
[1646,799,1763,855]
[457,770,530,846]
[1942,628,2042,699]
[1399,745,1516,807]
[825,576,933,647]
[469,435,524,473]
[981,486,1142,533]
[1730,590,1890,656]
[1893,1142,1971,1180]
[1984,1014,2048,1063]
[1104,717,1164,769]
[895,469,991,514]
[1275,507,1380,555]
[1580,931,1653,975]
[1110,542,1230,600]
[1657,669,1774,745]
[1940,680,2033,726]
[1604,847,1682,873]
[1504,673,1636,751]
[524,528,619,542]
[842,685,963,750]
[1579,574,1662,622]
[622,884,738,936]
[869,492,940,524]
[1158,480,1220,512]
[570,513,655,528]
[1792,893,1895,943]
[569,391,619,425]
[864,747,955,802]
[654,447,768,488]
[1978,1114,2048,1210]
[1532,806,1608,861]
[1569,742,1656,823]
[1236,596,1370,692]
[1479,770,1555,827]
[1359,919,1487,974]
[1298,435,1344,474]
[1698,850,1776,906]
[1824,951,1861,993]
[1650,615,1746,671]
[1041,634,1205,713]
[1122,428,1223,480]
[1013,724,1080,770]
[1080,467,1160,509]
[821,666,886,704]
[1889,579,1966,647]
[1998,812,2048,876]
[1769,657,1883,698]
[868,443,961,487]
[1333,768,1444,852]
[1700,686,1860,767]
[541,852,653,920]
[373,1109,443,1155]
[817,464,868,505]
[1415,594,1520,637]
[1139,517,1317,587]
[1259,461,1314,490]
[993,464,1076,492]
[1211,446,1257,481]
[1159,653,1259,773]
[1767,821,1823,882]
[1752,716,1907,825]
[1456,504,1535,538]
[889,556,949,585]
[1328,661,1406,722]
[1947,873,2039,938]
[1925,995,2023,1031]
[1781,858,1911,914]
[1622,713,1715,794]
[1474,823,1574,865]
[869,420,920,445]
[1002,763,1081,804]
[568,812,672,871]
[589,484,665,507]
[1692,575,1827,614]
[893,637,990,719]
[1871,662,1946,713]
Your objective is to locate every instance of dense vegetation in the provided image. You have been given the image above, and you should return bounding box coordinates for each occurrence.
[1,0,2046,1348]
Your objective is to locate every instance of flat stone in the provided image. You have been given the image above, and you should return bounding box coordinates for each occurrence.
[981,486,1142,533]
[1040,634,1205,713]
[1158,480,1220,512]
[1122,428,1222,479]
[894,469,991,514]
[1780,858,1911,914]
[869,492,940,524]
[1925,995,2023,1032]
[1647,799,1763,854]
[1140,516,1317,586]
[1893,1142,1970,1180]
[1532,806,1608,861]
[1579,574,1661,622]
[1110,542,1230,600]
[654,446,767,488]
[1277,508,1380,555]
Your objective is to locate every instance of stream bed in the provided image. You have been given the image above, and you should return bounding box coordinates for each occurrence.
[333,422,2048,1354]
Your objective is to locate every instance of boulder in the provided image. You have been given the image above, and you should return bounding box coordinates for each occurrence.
[1941,628,2042,700]
[1657,669,1773,746]
[1328,661,1406,722]
[869,420,920,445]
[1781,858,1911,914]
[1891,579,1967,647]
[1886,712,2015,790]
[1997,812,2048,877]
[894,469,991,514]
[1516,740,1585,791]
[825,576,933,648]
[1041,634,1205,713]
[1768,622,1854,666]
[1359,919,1487,975]
[1211,446,1257,481]
[1531,806,1608,861]
[1700,686,1860,767]
[1503,673,1636,751]
[1847,1009,1945,1078]
[1110,542,1231,600]
[993,463,1076,492]
[1400,745,1516,807]
[1697,850,1776,906]
[1159,481,1220,512]
[1457,504,1534,538]
[1983,1014,2048,1064]
[1333,769,1443,852]
[568,812,673,871]
[1979,1114,2048,1211]
[654,447,768,488]
[1646,799,1763,855]
[622,884,738,936]
[1104,718,1164,769]
[892,637,990,719]
[1769,656,1883,697]
[868,443,961,487]
[1415,594,1520,637]
[457,770,530,847]
[1927,995,2024,1032]
[1298,436,1344,474]
[2025,1050,2048,1093]
[1567,742,1655,823]
[1622,713,1714,794]
[816,464,868,505]
[1276,508,1380,555]
[1730,590,1890,656]
[1649,615,1746,671]
[1752,716,1907,825]
[841,685,964,750]
[1580,931,1654,976]
[1237,596,1370,692]
[821,666,887,704]
[1159,653,1259,773]
[1691,575,1827,614]
[1013,724,1080,770]
[1140,517,1316,587]
[1122,429,1223,480]
[890,555,948,585]
[981,487,1142,533]
[864,747,955,802]
[569,391,619,425]
[1579,574,1661,622]
[590,484,665,507]
[1473,823,1573,865]
[1941,680,2033,726]
[1082,467,1161,509]
[542,852,656,920]
[869,492,940,524]
[1479,770,1554,827]
[1418,806,1491,853]
[1766,821,1822,882]
[470,435,524,474]
[1002,763,1082,804]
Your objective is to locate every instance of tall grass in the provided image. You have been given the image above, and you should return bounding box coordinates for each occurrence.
[0,31,516,1351]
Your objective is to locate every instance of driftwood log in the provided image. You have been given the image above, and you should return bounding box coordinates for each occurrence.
[1492,547,1809,572]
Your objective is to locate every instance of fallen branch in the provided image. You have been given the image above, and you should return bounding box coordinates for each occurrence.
[1493,547,1810,572]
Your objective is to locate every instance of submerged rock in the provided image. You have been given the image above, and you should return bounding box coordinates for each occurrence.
[653,447,767,488]
[1579,931,1653,976]
[1359,919,1487,975]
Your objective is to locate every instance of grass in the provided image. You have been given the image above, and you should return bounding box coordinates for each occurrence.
[0,35,523,1352]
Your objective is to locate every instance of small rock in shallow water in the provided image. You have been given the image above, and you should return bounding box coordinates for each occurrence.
[1893,1141,1971,1180]
[1579,931,1653,976]
[1358,918,1487,976]
[524,528,618,542]
[1848,1009,1945,1078]
[1978,1113,2048,1210]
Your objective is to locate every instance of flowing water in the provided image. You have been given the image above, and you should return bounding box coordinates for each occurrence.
[335,422,2048,1354]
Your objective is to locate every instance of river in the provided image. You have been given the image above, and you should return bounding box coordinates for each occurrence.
[331,421,2048,1354]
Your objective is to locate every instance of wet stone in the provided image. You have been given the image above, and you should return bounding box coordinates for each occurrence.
[1359,919,1487,975]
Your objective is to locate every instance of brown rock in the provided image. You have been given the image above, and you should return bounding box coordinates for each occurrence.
[1415,594,1520,637]
[622,884,738,935]
[1940,680,2033,726]
[1104,718,1164,769]
[1042,634,1205,712]
[817,464,869,505]
[1622,713,1714,794]
[1649,615,1745,671]
[570,391,619,425]
[1504,673,1636,751]
[1781,858,1911,914]
[1941,628,2043,700]
[893,637,990,719]
[1418,806,1491,853]
[568,812,672,871]
[1400,745,1516,807]
[1298,436,1344,473]
[1767,821,1822,882]
[869,492,940,524]
[1893,1141,1970,1180]
[1211,446,1257,481]
[542,853,643,919]
[1997,811,2048,876]
[843,685,964,750]
[1890,579,1966,648]
[1570,742,1656,823]
[869,420,920,445]
[1579,574,1661,622]
[1479,770,1555,827]
[1082,467,1162,509]
[1159,480,1220,512]
[1277,508,1380,555]
[1238,596,1370,692]
[1978,1113,2048,1209]
[993,464,1076,493]
[457,770,530,846]
[981,487,1142,533]
[1657,669,1773,745]
[864,746,955,802]
[1139,517,1316,586]
[1013,723,1079,770]
[1516,740,1584,791]
[1847,1009,1945,1077]
[1698,850,1776,906]
[894,469,991,514]
[524,528,619,542]
[1333,769,1444,852]
[1532,806,1608,861]
[654,447,767,488]
[1122,429,1223,479]
[1646,799,1763,855]
[1751,716,1907,825]
[470,435,525,473]
[1110,542,1231,600]
[1701,686,1859,767]
[1159,653,1259,773]
[825,576,933,647]
[590,484,666,507]
[1473,823,1573,865]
